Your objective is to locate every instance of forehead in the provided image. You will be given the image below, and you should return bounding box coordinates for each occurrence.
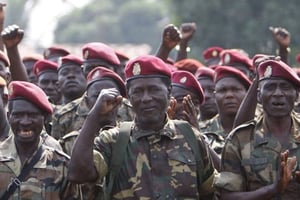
[260,78,294,86]
[171,85,199,100]
[88,79,119,92]
[10,99,41,113]
[38,71,58,80]
[128,77,166,89]
[215,77,245,88]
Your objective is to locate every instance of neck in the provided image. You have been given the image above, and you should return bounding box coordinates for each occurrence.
[219,113,235,134]
[15,138,40,165]
[135,116,166,132]
[264,115,292,135]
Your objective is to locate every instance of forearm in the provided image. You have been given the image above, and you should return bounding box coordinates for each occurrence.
[220,184,278,200]
[176,41,188,62]
[155,44,172,63]
[6,46,28,81]
[278,46,289,64]
[68,112,104,183]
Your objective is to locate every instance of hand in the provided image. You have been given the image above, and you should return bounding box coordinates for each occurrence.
[274,150,297,193]
[167,96,177,119]
[180,22,197,42]
[162,24,181,50]
[1,24,24,48]
[182,94,200,130]
[90,88,123,117]
[269,26,290,48]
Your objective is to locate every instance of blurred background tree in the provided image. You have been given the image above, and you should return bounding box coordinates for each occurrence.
[4,0,300,65]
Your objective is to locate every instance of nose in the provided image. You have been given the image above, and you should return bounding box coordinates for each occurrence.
[19,114,32,126]
[273,86,284,96]
[141,91,152,102]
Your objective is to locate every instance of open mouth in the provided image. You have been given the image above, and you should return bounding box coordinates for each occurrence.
[18,130,34,138]
[272,102,285,107]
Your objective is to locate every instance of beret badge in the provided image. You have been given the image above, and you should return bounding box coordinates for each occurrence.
[264,65,272,78]
[212,50,218,57]
[132,62,141,75]
[84,50,89,59]
[224,53,231,64]
[180,76,187,84]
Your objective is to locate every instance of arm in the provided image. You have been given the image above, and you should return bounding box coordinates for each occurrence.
[2,24,28,81]
[0,3,6,51]
[68,88,122,183]
[269,26,290,64]
[220,141,296,200]
[176,22,197,61]
[155,24,181,63]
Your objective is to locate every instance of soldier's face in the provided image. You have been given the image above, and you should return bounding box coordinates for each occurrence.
[9,99,44,144]
[171,86,200,121]
[127,77,170,127]
[198,78,217,118]
[215,77,247,117]
[23,60,38,84]
[38,71,61,104]
[258,78,298,117]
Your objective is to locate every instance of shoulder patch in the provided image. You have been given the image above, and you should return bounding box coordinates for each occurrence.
[44,145,70,160]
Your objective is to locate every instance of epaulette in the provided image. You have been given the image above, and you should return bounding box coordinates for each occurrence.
[227,120,256,140]
[54,97,83,117]
[44,145,71,160]
[60,131,79,141]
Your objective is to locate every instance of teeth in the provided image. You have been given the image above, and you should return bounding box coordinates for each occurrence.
[19,130,33,137]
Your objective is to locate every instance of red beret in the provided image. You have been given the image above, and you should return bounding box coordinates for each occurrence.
[43,46,70,60]
[293,68,300,77]
[195,67,215,80]
[0,50,9,67]
[202,46,224,60]
[33,60,58,77]
[296,53,300,64]
[115,50,129,62]
[22,54,43,63]
[257,60,300,87]
[220,49,254,71]
[125,55,172,81]
[214,66,252,89]
[172,70,204,104]
[87,66,126,97]
[82,42,120,66]
[8,81,53,114]
[58,55,83,71]
[174,58,203,74]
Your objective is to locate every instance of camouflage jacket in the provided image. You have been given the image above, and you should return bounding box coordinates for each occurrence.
[51,96,133,140]
[0,135,79,199]
[199,114,225,156]
[215,114,300,199]
[93,118,215,199]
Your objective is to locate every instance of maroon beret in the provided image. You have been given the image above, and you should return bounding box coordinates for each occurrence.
[172,70,204,104]
[82,42,120,66]
[115,50,129,62]
[296,53,300,64]
[125,55,172,81]
[87,66,126,97]
[58,54,83,71]
[8,81,53,114]
[202,46,224,61]
[33,60,58,77]
[220,49,254,71]
[174,58,203,74]
[293,68,300,78]
[43,46,70,60]
[0,50,9,67]
[214,65,252,89]
[257,60,300,87]
[195,67,215,80]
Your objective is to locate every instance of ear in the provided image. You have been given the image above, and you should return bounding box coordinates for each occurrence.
[257,88,262,104]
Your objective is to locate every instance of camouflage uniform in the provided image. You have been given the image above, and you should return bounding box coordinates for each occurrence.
[215,114,300,199]
[52,96,133,140]
[0,135,79,199]
[199,114,225,156]
[93,118,215,199]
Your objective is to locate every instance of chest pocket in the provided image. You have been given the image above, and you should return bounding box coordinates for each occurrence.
[241,149,277,189]
[167,148,196,166]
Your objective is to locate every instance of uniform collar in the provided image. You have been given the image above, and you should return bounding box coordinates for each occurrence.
[76,95,90,116]
[131,116,177,140]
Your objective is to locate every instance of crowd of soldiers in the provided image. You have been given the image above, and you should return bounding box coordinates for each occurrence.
[0,2,300,200]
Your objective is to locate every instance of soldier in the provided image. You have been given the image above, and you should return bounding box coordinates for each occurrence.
[69,55,215,199]
[22,54,42,84]
[202,46,224,67]
[215,59,300,199]
[33,59,61,105]
[174,58,203,75]
[201,66,251,156]
[0,81,78,199]
[195,67,218,123]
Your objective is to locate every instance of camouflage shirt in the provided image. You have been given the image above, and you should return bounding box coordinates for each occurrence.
[0,135,79,199]
[215,114,300,199]
[93,118,215,199]
[52,96,133,140]
[199,114,225,156]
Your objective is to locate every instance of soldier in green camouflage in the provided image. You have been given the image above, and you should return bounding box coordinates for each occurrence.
[215,60,300,199]
[69,55,215,199]
[200,66,251,157]
[0,81,78,199]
